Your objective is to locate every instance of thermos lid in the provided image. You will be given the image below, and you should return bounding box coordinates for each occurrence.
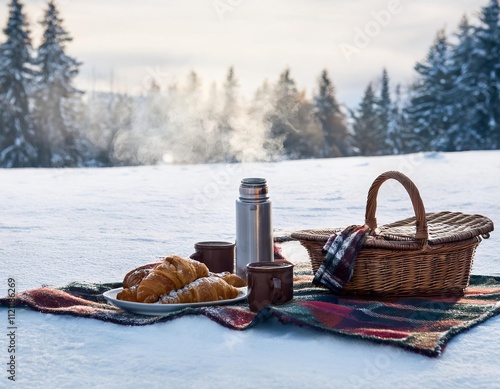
[239,178,269,201]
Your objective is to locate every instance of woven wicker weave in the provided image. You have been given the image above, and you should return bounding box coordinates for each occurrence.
[291,171,494,297]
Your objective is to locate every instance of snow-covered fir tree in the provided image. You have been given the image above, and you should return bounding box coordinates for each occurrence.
[447,15,483,151]
[32,0,84,167]
[471,0,500,149]
[85,91,134,166]
[269,68,304,158]
[201,80,229,162]
[248,79,284,160]
[352,83,380,156]
[250,79,273,119]
[405,30,455,151]
[180,70,215,163]
[313,69,350,157]
[387,84,411,154]
[222,66,238,119]
[218,66,239,162]
[129,80,170,165]
[0,0,37,167]
[376,68,391,154]
[224,76,281,163]
[175,70,223,164]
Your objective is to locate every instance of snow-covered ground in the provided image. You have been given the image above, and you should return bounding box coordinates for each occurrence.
[1,150,499,388]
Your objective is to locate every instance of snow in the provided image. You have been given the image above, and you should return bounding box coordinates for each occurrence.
[1,150,499,388]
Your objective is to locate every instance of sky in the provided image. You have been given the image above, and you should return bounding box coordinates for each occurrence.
[1,0,490,107]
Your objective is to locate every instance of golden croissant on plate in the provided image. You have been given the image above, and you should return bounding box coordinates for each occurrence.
[116,286,139,302]
[214,272,247,288]
[117,263,157,302]
[117,255,209,303]
[123,264,156,289]
[160,276,239,304]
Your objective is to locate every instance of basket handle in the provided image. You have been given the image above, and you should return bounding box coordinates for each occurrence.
[365,171,428,246]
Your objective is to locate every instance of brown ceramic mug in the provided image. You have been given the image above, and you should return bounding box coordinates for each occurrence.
[190,241,235,273]
[246,261,294,312]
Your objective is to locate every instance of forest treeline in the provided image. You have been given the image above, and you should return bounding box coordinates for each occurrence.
[0,0,499,167]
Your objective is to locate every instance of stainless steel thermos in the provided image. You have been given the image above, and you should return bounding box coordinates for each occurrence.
[235,178,274,278]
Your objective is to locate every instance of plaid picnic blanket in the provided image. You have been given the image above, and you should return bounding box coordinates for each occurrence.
[2,263,500,357]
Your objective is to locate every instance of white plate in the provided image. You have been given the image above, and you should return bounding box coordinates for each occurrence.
[103,287,248,316]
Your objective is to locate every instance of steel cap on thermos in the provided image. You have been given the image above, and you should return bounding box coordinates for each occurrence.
[238,178,269,202]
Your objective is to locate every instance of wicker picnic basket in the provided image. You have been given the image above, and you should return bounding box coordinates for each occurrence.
[291,171,494,297]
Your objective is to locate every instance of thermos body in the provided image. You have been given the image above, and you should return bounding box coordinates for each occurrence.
[235,178,274,279]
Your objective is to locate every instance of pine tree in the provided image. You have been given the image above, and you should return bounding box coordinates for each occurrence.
[352,83,380,156]
[272,68,299,130]
[218,66,239,161]
[206,81,219,118]
[180,70,223,164]
[186,70,201,96]
[471,0,500,149]
[447,15,483,151]
[133,81,171,165]
[250,79,273,118]
[313,69,350,157]
[85,92,133,166]
[201,81,225,162]
[222,66,238,119]
[0,0,37,167]
[388,84,416,154]
[269,68,302,158]
[33,0,83,167]
[405,30,455,151]
[376,68,391,154]
[246,79,284,161]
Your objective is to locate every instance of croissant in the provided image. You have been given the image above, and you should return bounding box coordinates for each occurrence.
[160,276,239,304]
[210,272,247,288]
[123,264,157,289]
[118,263,158,302]
[136,255,209,303]
[116,286,138,302]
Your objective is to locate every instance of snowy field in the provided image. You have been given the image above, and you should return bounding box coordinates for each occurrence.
[0,150,499,388]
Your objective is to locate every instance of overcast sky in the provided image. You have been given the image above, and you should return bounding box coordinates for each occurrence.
[3,0,490,107]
